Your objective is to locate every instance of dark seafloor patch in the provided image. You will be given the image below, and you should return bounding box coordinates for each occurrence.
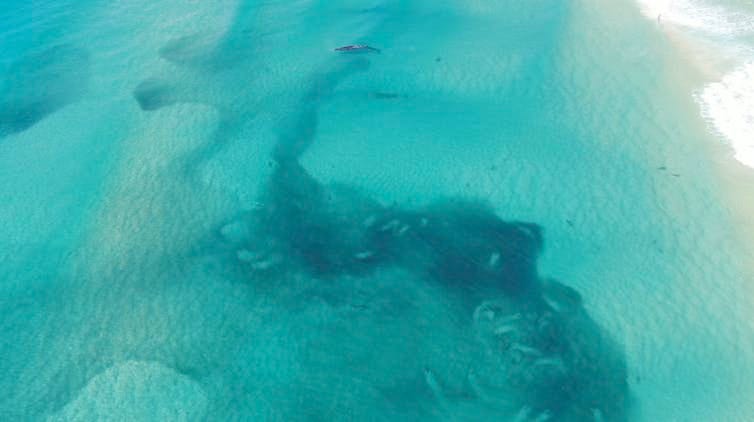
[210,55,630,420]
[133,78,182,111]
[130,1,628,418]
[0,44,90,138]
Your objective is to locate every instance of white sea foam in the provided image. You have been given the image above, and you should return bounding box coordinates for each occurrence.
[636,0,754,169]
[637,0,754,37]
[697,62,754,168]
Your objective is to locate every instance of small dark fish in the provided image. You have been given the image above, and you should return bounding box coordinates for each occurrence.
[335,44,381,54]
[671,173,680,177]
[657,166,666,171]
[372,92,400,99]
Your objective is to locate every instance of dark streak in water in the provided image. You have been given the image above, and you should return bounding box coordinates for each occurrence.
[0,44,89,138]
[131,0,404,174]
[133,78,181,111]
[371,91,401,99]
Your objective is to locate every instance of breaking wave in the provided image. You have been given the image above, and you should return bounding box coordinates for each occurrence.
[636,0,754,169]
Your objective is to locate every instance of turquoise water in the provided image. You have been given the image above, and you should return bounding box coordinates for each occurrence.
[2,0,754,420]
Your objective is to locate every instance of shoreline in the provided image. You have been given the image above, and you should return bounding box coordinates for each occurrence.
[652,12,754,273]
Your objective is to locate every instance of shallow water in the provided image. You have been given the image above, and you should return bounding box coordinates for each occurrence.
[638,0,754,167]
[1,0,753,420]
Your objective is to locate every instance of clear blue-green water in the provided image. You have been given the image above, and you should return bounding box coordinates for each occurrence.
[2,0,754,420]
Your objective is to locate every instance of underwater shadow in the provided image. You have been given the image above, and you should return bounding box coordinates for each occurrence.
[0,44,90,138]
[216,52,630,420]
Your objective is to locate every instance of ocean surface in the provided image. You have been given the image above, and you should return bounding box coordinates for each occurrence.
[638,0,754,167]
[1,0,753,420]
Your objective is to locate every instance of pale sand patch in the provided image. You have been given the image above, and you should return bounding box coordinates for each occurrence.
[49,360,208,422]
[74,103,226,275]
